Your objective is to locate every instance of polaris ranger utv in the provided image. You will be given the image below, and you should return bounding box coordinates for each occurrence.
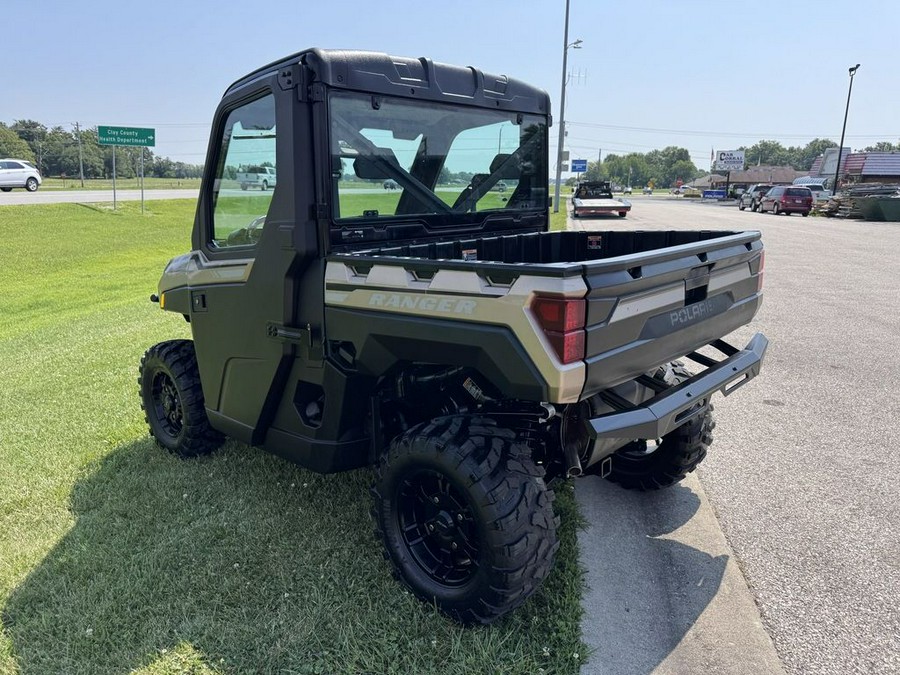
[139,49,768,624]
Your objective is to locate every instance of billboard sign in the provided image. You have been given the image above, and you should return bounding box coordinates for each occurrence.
[714,150,744,172]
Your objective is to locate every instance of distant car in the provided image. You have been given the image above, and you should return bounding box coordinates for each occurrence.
[623,186,633,194]
[0,159,42,192]
[759,186,813,216]
[383,179,399,190]
[794,182,832,203]
[495,181,508,192]
[739,184,775,212]
[642,187,653,195]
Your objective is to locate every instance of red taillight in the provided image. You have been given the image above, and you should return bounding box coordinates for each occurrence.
[531,296,586,364]
[532,297,585,332]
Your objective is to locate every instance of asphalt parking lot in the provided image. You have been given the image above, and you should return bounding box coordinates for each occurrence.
[571,197,900,675]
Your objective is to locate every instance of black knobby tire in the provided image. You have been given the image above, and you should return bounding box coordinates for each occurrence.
[372,416,560,624]
[139,340,223,458]
[605,363,715,491]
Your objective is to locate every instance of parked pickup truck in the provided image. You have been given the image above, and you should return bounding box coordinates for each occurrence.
[140,48,768,625]
[237,165,276,190]
[572,180,631,218]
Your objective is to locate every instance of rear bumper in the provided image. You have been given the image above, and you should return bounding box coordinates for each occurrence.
[574,205,631,216]
[585,333,768,440]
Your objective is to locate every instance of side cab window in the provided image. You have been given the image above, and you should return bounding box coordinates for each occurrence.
[209,93,277,250]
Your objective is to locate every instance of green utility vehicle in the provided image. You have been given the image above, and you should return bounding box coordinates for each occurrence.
[140,49,768,624]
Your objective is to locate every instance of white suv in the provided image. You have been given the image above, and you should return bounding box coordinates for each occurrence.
[0,159,42,192]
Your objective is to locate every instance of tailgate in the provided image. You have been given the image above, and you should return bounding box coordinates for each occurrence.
[578,231,764,398]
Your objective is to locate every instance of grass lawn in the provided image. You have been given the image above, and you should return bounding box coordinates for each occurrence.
[0,200,586,674]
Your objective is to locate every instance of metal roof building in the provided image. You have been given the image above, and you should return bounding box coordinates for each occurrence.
[811,151,900,185]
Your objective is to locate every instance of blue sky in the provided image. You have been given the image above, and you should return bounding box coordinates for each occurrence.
[3,0,898,172]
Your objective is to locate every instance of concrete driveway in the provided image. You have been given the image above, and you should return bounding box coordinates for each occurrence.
[572,197,899,675]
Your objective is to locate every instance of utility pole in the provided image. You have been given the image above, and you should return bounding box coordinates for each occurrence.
[74,122,85,187]
[833,64,860,193]
[553,0,581,213]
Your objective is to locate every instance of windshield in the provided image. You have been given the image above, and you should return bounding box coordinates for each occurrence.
[329,92,548,224]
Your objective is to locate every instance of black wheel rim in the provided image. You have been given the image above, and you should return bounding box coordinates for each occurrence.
[151,370,183,441]
[397,469,480,587]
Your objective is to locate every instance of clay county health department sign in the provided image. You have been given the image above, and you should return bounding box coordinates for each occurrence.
[715,150,744,172]
[98,126,156,147]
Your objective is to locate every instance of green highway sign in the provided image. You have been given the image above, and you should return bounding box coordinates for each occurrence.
[98,126,156,147]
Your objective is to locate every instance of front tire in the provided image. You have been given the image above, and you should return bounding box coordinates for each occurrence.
[372,416,559,624]
[618,211,627,217]
[139,340,223,458]
[605,364,715,491]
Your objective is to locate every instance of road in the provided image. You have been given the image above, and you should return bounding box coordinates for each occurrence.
[0,186,422,207]
[0,189,198,206]
[573,197,900,675]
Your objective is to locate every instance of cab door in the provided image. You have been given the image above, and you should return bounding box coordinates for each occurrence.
[186,84,309,445]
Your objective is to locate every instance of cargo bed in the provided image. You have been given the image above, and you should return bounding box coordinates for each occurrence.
[330,228,764,398]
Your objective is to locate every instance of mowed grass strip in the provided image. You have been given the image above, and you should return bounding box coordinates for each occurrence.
[0,201,586,674]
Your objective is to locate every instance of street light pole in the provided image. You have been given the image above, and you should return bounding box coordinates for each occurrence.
[552,0,581,213]
[833,63,860,194]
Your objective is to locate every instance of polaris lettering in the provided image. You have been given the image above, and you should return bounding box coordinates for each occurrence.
[669,300,714,326]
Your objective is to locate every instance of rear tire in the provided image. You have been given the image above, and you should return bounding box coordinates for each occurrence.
[25,177,39,192]
[139,340,224,458]
[605,364,715,491]
[802,211,809,217]
[739,203,746,211]
[772,203,779,215]
[372,416,559,624]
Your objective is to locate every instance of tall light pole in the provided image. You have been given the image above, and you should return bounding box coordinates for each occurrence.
[552,0,581,213]
[833,63,860,193]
